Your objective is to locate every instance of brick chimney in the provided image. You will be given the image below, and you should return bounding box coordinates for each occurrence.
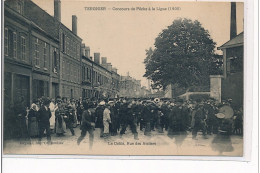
[72,15,77,35]
[112,68,118,73]
[230,2,237,39]
[101,57,107,64]
[85,47,90,59]
[81,44,86,56]
[54,0,61,22]
[94,53,100,64]
[107,63,112,71]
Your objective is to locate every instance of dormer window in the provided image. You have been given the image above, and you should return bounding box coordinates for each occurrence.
[17,1,24,15]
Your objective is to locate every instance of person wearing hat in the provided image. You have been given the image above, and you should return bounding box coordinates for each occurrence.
[76,98,84,126]
[69,98,78,128]
[55,97,67,136]
[95,101,106,137]
[160,101,170,131]
[204,99,217,135]
[120,102,139,140]
[103,103,112,137]
[77,102,96,149]
[114,100,121,132]
[141,101,152,135]
[28,99,40,137]
[168,100,182,134]
[63,103,75,136]
[108,101,118,136]
[192,103,208,139]
[49,98,57,133]
[38,98,52,144]
[180,101,191,132]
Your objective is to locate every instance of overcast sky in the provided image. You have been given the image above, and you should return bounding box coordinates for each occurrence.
[32,0,243,87]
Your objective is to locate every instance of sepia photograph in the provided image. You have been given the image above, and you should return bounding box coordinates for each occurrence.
[3,0,245,156]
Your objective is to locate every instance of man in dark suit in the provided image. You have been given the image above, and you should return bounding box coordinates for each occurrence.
[38,98,52,144]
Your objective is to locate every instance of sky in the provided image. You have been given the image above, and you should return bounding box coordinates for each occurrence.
[32,0,244,87]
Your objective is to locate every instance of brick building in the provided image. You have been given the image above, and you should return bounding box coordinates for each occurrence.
[4,0,121,103]
[119,74,144,98]
[4,0,60,107]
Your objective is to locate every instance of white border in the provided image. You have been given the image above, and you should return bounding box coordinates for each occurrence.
[1,0,258,167]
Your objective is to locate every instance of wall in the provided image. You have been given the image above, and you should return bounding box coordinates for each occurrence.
[221,71,243,109]
[210,75,222,102]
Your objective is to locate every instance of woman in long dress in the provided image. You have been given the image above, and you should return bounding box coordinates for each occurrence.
[103,105,111,137]
[55,99,66,136]
[28,100,39,137]
[49,99,57,133]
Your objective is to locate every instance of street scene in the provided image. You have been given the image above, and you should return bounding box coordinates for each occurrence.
[3,0,244,156]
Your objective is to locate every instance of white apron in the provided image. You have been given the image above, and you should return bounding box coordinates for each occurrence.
[49,102,56,129]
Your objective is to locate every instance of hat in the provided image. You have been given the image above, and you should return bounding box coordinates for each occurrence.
[170,103,175,106]
[154,98,160,103]
[99,101,106,106]
[127,103,132,108]
[108,101,114,104]
[43,98,51,105]
[216,113,225,119]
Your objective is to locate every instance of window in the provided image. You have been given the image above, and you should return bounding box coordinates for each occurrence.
[93,71,95,83]
[86,67,89,79]
[62,60,65,78]
[90,69,92,81]
[43,43,47,68]
[35,38,39,65]
[60,32,63,50]
[53,48,58,73]
[68,62,70,81]
[74,41,76,58]
[62,33,65,52]
[21,36,26,61]
[76,44,79,59]
[4,28,8,56]
[82,66,85,81]
[67,37,70,55]
[78,69,80,83]
[17,2,23,14]
[72,65,74,82]
[13,32,17,59]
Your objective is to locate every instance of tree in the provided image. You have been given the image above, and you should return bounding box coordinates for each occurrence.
[144,18,217,90]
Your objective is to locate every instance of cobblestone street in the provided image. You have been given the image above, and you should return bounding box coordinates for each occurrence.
[4,126,243,156]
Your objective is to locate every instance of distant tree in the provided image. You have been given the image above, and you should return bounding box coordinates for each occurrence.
[144,18,217,89]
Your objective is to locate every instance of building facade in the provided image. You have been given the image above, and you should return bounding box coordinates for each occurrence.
[4,0,60,107]
[59,22,82,99]
[218,32,243,109]
[119,75,147,98]
[4,0,121,104]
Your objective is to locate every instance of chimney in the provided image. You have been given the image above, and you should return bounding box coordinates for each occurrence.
[81,44,86,56]
[94,53,100,64]
[101,57,107,64]
[54,0,61,22]
[85,47,90,59]
[112,68,118,73]
[230,2,237,39]
[72,15,77,35]
[107,63,112,71]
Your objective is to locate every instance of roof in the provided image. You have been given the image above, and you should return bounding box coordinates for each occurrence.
[218,32,244,50]
[4,4,59,43]
[23,0,60,40]
[23,1,81,41]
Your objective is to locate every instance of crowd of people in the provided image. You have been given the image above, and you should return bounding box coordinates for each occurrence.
[10,96,243,148]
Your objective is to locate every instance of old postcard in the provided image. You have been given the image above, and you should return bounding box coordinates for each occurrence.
[3,0,246,157]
